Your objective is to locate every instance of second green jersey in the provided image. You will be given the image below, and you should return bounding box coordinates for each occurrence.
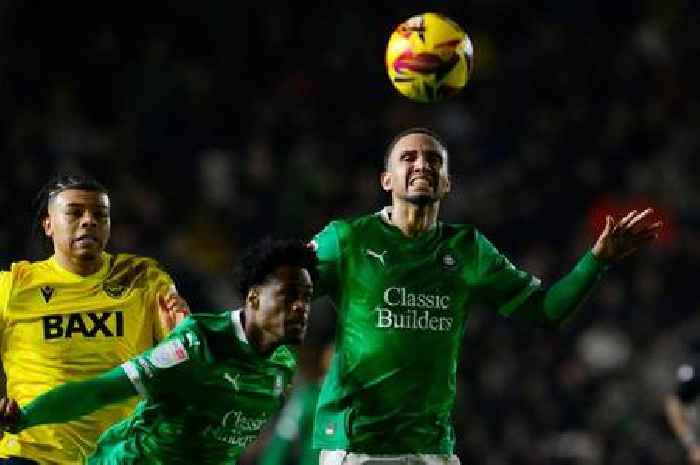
[312,208,541,454]
[89,311,297,464]
[259,380,321,465]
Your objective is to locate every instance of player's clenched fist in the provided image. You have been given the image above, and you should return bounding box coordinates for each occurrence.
[158,286,190,332]
[0,398,21,435]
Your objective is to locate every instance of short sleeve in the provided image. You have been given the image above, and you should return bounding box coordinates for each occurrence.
[311,222,342,298]
[471,231,542,317]
[121,320,207,398]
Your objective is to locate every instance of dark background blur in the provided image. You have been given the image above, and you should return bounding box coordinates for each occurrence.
[1,1,699,463]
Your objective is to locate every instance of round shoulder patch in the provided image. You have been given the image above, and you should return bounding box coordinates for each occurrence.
[149,339,189,369]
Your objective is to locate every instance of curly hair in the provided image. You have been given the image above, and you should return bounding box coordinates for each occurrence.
[237,237,319,298]
[31,173,109,256]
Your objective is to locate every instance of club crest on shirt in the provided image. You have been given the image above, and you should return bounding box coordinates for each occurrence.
[40,286,55,303]
[440,251,458,270]
[102,282,126,298]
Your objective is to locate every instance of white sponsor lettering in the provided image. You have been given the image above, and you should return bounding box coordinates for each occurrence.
[202,409,270,447]
[383,287,450,310]
[375,308,453,332]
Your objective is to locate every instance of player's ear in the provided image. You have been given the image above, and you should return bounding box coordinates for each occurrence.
[380,171,392,192]
[42,215,53,238]
[247,288,260,311]
[443,174,451,195]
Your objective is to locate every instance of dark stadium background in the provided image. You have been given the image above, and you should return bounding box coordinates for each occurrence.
[1,1,699,463]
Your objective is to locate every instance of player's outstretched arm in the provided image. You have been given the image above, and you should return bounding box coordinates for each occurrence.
[0,366,135,435]
[665,394,700,464]
[521,209,662,327]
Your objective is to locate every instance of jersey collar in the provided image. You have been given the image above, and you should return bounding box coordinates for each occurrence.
[231,309,248,344]
[377,206,440,241]
[378,206,439,229]
[378,206,392,224]
[48,252,111,281]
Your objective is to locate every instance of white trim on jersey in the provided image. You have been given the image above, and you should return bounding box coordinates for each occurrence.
[231,309,248,343]
[377,206,392,224]
[122,361,147,397]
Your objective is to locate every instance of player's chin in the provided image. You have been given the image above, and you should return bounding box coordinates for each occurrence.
[404,193,438,206]
[283,326,307,345]
[73,247,101,260]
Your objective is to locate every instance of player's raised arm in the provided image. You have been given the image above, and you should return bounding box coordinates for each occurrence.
[665,394,700,464]
[0,366,135,436]
[516,209,662,327]
[307,222,343,299]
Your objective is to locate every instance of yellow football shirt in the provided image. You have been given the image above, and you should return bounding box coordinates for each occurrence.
[0,252,176,464]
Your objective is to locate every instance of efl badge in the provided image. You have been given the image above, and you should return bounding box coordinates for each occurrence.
[148,339,189,368]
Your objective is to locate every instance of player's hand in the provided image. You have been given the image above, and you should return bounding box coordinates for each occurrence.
[158,286,190,332]
[688,444,700,464]
[0,397,21,437]
[592,208,663,263]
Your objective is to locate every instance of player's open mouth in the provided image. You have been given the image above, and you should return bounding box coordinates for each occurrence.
[74,235,98,245]
[409,176,434,188]
[286,319,307,331]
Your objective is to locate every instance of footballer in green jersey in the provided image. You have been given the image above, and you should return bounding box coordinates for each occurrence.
[311,128,663,464]
[0,238,318,465]
[260,344,333,465]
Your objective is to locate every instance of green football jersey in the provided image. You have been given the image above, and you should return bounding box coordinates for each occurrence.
[259,380,321,465]
[312,208,541,454]
[88,310,297,465]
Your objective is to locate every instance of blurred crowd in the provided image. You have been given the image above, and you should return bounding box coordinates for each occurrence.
[1,1,699,463]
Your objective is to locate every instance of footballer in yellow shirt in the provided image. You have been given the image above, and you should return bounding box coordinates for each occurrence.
[0,175,188,464]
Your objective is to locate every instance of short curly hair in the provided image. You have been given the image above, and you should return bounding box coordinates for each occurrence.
[237,238,319,298]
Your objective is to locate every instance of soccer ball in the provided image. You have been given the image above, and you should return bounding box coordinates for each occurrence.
[385,13,474,103]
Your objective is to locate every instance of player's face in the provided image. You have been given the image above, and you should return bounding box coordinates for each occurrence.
[381,133,450,205]
[43,189,111,262]
[257,265,313,345]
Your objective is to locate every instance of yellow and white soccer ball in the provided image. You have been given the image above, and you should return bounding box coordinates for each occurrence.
[385,12,474,103]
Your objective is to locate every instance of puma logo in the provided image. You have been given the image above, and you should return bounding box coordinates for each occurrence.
[223,372,240,390]
[366,249,388,267]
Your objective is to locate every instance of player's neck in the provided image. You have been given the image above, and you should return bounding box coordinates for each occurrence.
[390,201,439,237]
[54,253,103,276]
[242,309,280,356]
